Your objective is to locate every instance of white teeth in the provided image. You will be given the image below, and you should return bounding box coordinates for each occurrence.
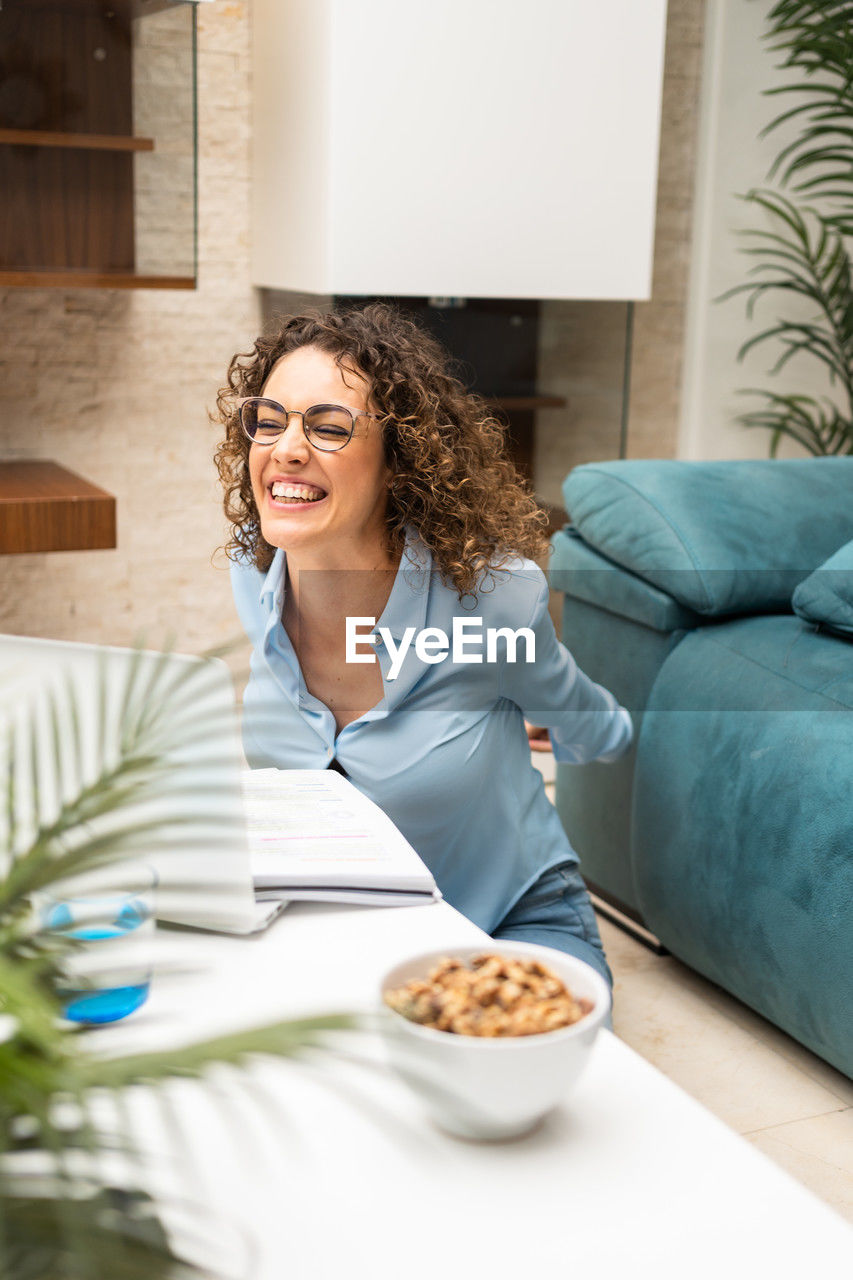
[270,483,324,502]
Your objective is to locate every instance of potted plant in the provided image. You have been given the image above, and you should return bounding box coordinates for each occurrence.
[725,0,853,455]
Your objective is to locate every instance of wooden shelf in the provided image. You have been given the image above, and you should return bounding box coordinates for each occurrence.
[0,461,116,554]
[485,395,567,412]
[0,128,155,152]
[0,270,196,290]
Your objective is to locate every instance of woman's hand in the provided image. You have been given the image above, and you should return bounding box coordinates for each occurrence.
[525,722,552,753]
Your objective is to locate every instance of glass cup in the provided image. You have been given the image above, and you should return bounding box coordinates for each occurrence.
[41,863,157,1025]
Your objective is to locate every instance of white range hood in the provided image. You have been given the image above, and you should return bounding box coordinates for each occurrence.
[252,0,668,300]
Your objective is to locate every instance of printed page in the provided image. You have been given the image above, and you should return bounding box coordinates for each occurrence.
[242,769,437,894]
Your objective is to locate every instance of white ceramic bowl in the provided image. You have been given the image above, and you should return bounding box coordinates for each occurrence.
[379,941,610,1140]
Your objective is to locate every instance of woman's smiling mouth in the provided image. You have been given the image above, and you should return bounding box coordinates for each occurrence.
[268,481,327,505]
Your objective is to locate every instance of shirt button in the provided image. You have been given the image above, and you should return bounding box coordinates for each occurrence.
[326,747,333,758]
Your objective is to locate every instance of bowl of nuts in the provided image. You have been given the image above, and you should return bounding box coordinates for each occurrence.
[380,942,610,1140]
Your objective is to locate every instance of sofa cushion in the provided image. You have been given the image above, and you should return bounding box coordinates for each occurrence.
[549,528,700,633]
[792,538,853,638]
[563,458,853,617]
[636,614,853,712]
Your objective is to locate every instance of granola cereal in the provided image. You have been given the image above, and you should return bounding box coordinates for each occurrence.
[383,952,593,1037]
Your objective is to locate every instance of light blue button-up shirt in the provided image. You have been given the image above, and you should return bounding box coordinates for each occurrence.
[231,531,632,933]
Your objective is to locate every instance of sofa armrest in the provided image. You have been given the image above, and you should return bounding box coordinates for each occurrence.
[548,528,696,921]
[549,528,700,633]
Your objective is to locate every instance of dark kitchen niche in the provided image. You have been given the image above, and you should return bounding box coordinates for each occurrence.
[334,296,564,485]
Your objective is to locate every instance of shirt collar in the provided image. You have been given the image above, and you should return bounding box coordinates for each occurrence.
[377,528,432,640]
[255,529,433,638]
[259,547,286,616]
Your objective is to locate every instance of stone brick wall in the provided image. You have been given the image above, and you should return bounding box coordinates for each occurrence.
[629,0,706,458]
[534,301,630,508]
[0,1,258,657]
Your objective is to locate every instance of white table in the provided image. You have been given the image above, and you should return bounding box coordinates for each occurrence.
[98,901,852,1280]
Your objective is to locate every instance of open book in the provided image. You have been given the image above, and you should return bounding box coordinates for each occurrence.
[242,768,441,907]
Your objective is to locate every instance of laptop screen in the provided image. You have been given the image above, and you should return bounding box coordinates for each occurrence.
[0,634,262,933]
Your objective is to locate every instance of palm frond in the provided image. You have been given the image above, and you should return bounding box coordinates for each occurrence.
[736,388,853,455]
[723,185,853,450]
[80,1013,356,1090]
[758,0,853,213]
[2,651,240,906]
[2,1188,206,1280]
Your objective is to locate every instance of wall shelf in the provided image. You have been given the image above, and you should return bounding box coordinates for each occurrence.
[485,396,567,412]
[0,461,116,554]
[0,271,195,290]
[0,128,155,152]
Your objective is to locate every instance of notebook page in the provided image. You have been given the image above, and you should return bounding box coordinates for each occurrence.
[243,769,437,893]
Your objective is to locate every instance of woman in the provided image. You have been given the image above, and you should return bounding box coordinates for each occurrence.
[215,304,631,985]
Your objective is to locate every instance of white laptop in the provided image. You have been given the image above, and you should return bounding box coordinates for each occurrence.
[0,633,285,934]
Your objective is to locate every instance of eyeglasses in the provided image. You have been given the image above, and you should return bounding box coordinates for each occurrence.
[239,396,384,453]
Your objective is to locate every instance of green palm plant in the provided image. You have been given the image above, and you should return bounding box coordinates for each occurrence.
[725,0,853,454]
[762,0,853,228]
[0,649,353,1279]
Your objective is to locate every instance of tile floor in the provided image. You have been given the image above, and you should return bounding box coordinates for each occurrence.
[532,749,853,1225]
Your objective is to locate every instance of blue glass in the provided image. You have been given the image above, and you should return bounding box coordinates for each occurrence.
[62,981,151,1025]
[46,895,152,1025]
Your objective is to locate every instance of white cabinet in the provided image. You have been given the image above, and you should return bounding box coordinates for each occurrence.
[252,0,668,300]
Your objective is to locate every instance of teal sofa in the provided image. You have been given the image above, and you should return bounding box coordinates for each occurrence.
[549,458,853,1078]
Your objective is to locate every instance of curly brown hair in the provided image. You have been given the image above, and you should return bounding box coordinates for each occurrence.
[214,303,548,598]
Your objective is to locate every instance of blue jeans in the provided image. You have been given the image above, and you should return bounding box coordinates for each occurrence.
[491,862,613,991]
